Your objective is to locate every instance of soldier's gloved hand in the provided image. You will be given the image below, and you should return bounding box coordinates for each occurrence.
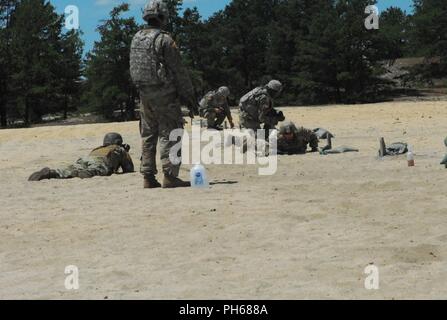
[122,144,131,152]
[277,111,285,122]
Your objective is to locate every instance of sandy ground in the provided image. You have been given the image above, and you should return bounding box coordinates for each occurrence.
[1,100,447,300]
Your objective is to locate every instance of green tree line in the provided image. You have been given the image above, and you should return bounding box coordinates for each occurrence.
[0,0,446,127]
[0,0,83,127]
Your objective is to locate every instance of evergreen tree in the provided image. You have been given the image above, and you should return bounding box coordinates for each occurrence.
[9,0,66,125]
[332,0,386,102]
[165,0,183,37]
[0,0,18,127]
[379,7,410,61]
[289,0,340,104]
[83,4,139,120]
[177,7,206,94]
[411,0,447,76]
[59,30,84,119]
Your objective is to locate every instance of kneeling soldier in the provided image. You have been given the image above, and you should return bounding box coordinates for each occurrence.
[199,86,234,130]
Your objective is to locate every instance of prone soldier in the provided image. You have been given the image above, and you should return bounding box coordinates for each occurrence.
[28,133,134,181]
[277,121,319,155]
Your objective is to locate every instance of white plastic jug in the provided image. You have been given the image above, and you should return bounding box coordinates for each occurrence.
[407,150,415,167]
[190,164,209,188]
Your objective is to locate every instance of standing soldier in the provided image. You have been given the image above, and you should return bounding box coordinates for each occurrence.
[277,121,319,155]
[130,0,199,189]
[239,80,285,135]
[199,86,234,130]
[28,133,134,181]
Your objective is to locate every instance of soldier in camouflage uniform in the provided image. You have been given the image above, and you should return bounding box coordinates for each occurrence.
[130,0,199,189]
[239,80,285,134]
[277,121,319,155]
[199,86,234,129]
[28,133,134,181]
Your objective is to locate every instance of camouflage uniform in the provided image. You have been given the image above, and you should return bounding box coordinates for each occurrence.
[199,90,231,128]
[277,121,319,155]
[30,144,134,181]
[239,81,284,132]
[130,27,195,178]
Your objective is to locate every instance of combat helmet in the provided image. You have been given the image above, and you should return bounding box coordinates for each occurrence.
[267,80,283,93]
[103,133,123,146]
[143,0,169,24]
[217,86,230,98]
[280,121,297,135]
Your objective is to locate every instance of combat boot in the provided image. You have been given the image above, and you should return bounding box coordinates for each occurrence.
[144,174,161,189]
[28,167,60,181]
[162,174,190,188]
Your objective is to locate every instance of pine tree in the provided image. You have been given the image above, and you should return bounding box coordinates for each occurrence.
[59,30,84,119]
[83,4,139,120]
[379,7,410,61]
[331,0,387,102]
[8,0,67,125]
[0,0,18,127]
[288,0,340,104]
[165,0,183,37]
[412,0,447,76]
[177,7,206,94]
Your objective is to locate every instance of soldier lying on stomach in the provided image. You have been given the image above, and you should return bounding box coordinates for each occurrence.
[278,121,319,155]
[28,133,134,181]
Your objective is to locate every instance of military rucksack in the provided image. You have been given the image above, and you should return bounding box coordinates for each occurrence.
[239,87,268,119]
[130,29,170,88]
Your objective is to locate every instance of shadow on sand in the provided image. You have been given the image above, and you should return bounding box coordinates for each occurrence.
[210,180,238,186]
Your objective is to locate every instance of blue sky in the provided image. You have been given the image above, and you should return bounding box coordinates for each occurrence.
[51,0,414,54]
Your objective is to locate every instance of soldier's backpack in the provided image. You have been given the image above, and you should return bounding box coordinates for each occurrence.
[130,29,169,88]
[198,92,212,115]
[239,87,267,119]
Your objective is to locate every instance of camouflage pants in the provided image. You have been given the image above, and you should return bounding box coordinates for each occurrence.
[239,111,260,131]
[239,112,278,130]
[204,110,226,128]
[239,112,280,141]
[56,157,111,179]
[307,135,319,151]
[139,89,184,177]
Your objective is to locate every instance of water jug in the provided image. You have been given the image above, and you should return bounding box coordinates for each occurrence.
[190,164,209,188]
[407,145,415,167]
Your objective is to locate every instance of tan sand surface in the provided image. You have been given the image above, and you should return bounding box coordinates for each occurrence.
[1,100,447,299]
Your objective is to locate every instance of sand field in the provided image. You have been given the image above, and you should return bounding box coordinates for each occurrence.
[1,100,447,299]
